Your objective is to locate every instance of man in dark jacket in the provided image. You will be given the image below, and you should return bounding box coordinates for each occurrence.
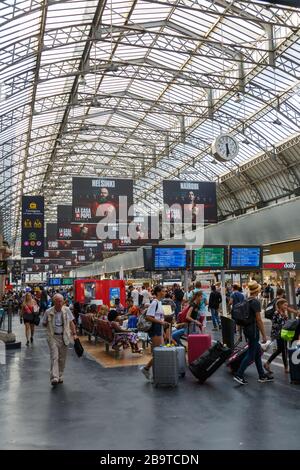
[208,285,222,330]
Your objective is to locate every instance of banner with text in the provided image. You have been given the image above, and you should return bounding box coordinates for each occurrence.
[21,196,44,257]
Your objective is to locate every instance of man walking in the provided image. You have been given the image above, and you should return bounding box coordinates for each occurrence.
[43,293,77,387]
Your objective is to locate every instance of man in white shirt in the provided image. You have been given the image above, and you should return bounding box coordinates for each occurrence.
[141,285,151,306]
[131,287,139,307]
[43,293,77,387]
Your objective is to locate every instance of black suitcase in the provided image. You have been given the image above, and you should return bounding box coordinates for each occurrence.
[221,315,235,350]
[189,341,231,384]
[289,348,300,384]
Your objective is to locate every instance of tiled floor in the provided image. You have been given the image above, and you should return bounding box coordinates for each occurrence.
[1,317,300,450]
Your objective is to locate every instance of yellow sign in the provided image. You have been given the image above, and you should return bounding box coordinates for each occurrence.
[24,219,32,228]
[34,219,42,229]
[29,202,37,209]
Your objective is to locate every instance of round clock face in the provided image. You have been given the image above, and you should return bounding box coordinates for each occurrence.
[211,134,239,162]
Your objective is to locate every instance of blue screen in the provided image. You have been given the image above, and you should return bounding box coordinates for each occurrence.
[154,247,186,269]
[49,278,61,286]
[230,247,261,268]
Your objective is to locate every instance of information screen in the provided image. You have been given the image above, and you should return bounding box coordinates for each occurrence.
[153,247,187,270]
[48,278,61,286]
[61,278,74,286]
[193,246,226,269]
[229,246,262,269]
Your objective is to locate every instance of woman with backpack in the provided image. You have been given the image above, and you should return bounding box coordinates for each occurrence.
[264,298,289,374]
[140,285,169,380]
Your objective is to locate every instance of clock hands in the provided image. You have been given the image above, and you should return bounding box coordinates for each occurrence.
[225,143,230,157]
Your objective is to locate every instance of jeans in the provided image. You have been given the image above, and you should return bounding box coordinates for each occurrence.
[210,308,220,327]
[236,331,265,379]
[267,338,288,368]
[172,328,187,346]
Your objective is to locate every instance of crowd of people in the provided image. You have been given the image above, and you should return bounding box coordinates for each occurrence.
[1,278,300,387]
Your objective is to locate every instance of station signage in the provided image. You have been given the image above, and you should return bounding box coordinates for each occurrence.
[21,196,44,258]
[263,262,299,270]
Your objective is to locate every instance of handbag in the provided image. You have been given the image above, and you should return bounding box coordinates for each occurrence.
[74,338,84,357]
[33,314,40,326]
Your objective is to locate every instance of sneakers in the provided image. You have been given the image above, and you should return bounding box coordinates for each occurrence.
[258,375,274,383]
[233,375,248,385]
[140,366,151,380]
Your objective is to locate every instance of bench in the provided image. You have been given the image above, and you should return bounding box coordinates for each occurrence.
[94,319,124,353]
[79,314,95,341]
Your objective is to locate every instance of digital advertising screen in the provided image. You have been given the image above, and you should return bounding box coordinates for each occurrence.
[229,246,262,270]
[153,246,187,270]
[163,180,217,225]
[72,177,133,224]
[193,246,227,270]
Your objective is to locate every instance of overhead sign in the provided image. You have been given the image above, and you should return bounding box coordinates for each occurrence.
[263,262,299,270]
[0,260,8,275]
[11,259,21,282]
[162,180,217,225]
[72,177,133,224]
[21,196,44,257]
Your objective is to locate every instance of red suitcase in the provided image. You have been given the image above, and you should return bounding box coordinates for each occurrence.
[188,334,212,364]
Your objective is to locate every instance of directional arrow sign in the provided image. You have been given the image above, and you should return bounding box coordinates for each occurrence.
[29,250,36,256]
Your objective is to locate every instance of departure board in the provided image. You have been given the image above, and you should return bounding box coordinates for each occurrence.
[229,246,262,269]
[153,247,187,270]
[193,246,226,269]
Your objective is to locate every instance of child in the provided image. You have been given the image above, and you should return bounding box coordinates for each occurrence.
[264,298,289,374]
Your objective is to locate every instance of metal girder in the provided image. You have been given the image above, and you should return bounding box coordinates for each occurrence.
[12,0,48,248]
[141,0,300,28]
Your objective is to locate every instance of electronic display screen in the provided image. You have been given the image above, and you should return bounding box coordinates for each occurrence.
[229,246,262,269]
[193,246,227,269]
[153,246,187,270]
[48,278,61,286]
[61,278,74,286]
[84,282,96,303]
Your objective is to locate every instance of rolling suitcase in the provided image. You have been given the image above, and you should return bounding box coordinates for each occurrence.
[221,315,235,350]
[227,344,249,373]
[289,347,300,384]
[153,346,179,387]
[189,341,231,384]
[188,334,211,364]
[176,346,186,378]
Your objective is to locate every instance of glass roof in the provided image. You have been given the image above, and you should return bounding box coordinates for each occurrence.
[1,0,300,248]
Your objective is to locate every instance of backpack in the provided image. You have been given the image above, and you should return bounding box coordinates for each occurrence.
[137,301,158,332]
[281,319,299,342]
[232,300,255,327]
[177,305,191,323]
[265,300,276,320]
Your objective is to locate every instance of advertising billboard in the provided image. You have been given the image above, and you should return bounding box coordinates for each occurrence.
[72,177,133,224]
[162,180,217,225]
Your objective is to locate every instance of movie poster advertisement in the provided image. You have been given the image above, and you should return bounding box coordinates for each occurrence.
[72,177,133,224]
[162,180,217,225]
[46,223,58,250]
[57,205,98,241]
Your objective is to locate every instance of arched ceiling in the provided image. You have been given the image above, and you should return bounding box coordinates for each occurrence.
[1,0,300,252]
